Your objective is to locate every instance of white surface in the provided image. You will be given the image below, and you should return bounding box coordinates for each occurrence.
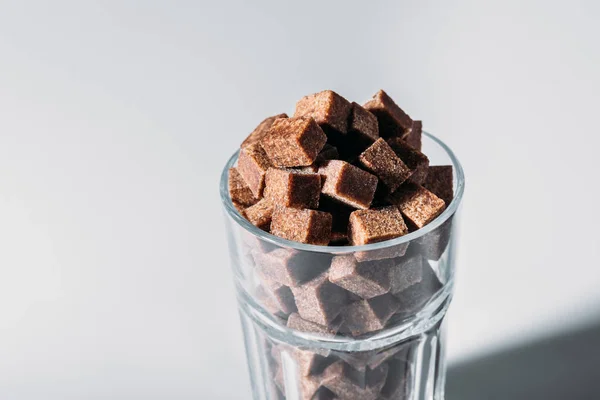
[1,1,599,399]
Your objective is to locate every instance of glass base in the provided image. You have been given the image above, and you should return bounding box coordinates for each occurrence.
[238,297,449,400]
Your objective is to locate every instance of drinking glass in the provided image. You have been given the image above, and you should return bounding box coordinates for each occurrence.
[220,132,464,400]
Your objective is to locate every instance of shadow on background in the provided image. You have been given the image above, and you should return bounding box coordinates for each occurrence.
[447,320,600,400]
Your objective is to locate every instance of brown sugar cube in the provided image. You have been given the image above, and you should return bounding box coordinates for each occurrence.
[269,285,296,317]
[389,254,425,295]
[423,165,454,206]
[256,271,298,315]
[405,120,422,151]
[359,138,412,192]
[241,113,289,148]
[255,286,292,319]
[264,168,321,209]
[322,362,366,393]
[271,207,332,245]
[388,183,445,229]
[242,199,273,231]
[350,199,410,263]
[342,293,400,336]
[392,261,443,317]
[294,90,352,134]
[363,89,413,139]
[237,143,272,197]
[228,167,259,207]
[291,272,348,326]
[322,361,389,400]
[387,137,430,185]
[287,312,341,336]
[349,102,379,142]
[417,216,454,261]
[293,349,337,377]
[262,117,328,167]
[252,248,330,287]
[329,255,393,299]
[348,207,408,246]
[319,160,378,210]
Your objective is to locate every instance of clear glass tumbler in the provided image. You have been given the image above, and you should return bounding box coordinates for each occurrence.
[220,132,464,400]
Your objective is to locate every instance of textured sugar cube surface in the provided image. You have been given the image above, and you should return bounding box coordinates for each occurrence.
[262,117,328,167]
[342,293,400,336]
[237,143,272,197]
[387,137,430,185]
[405,120,422,151]
[291,272,348,326]
[389,253,425,294]
[264,168,321,209]
[359,138,412,192]
[417,216,454,261]
[329,255,392,299]
[423,165,454,206]
[319,160,378,210]
[349,102,379,142]
[241,113,289,148]
[388,183,446,229]
[228,167,259,207]
[348,206,408,245]
[242,199,273,231]
[295,90,352,134]
[252,248,330,287]
[363,89,414,139]
[271,207,332,245]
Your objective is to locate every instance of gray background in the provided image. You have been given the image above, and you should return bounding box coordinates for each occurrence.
[1,1,599,399]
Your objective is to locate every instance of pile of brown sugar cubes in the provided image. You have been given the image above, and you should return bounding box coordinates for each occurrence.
[228,90,455,399]
[228,88,454,336]
[230,89,453,246]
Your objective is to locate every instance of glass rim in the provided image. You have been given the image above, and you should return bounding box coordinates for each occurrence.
[219,131,465,254]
